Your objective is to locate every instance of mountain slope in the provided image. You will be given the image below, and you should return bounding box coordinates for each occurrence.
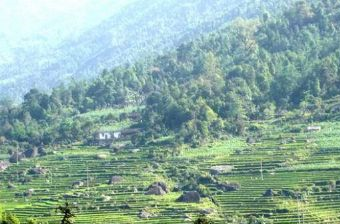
[1,0,339,148]
[0,0,295,100]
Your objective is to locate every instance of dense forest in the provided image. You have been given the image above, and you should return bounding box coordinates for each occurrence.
[0,0,295,100]
[1,0,340,150]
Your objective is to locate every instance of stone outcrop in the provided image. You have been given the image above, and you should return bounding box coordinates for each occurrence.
[145,182,169,195]
[176,191,201,203]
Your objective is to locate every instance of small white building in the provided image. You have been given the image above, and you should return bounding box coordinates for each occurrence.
[306,126,321,132]
[97,131,121,140]
[92,128,140,146]
[98,132,112,140]
[93,131,122,146]
[113,132,121,139]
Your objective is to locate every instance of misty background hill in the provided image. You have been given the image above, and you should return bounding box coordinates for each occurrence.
[0,0,294,100]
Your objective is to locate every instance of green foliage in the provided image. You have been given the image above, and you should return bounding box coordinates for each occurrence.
[26,218,38,224]
[140,0,340,144]
[0,0,296,101]
[1,0,340,147]
[1,120,340,223]
[193,216,213,224]
[56,202,76,224]
[0,213,20,224]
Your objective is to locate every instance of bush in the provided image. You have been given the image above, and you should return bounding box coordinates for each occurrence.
[194,216,213,224]
[1,213,21,224]
[197,184,211,197]
[289,127,302,133]
[26,218,38,224]
[216,182,240,192]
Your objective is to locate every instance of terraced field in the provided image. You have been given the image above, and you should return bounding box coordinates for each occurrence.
[1,120,340,223]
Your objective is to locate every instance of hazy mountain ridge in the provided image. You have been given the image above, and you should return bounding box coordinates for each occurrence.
[0,0,295,100]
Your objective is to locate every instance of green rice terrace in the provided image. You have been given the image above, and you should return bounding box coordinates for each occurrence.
[1,117,340,223]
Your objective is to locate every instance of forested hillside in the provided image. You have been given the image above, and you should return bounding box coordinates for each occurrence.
[2,1,340,223]
[1,0,340,148]
[0,0,295,100]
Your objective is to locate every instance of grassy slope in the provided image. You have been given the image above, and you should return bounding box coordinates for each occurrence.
[1,119,340,223]
[78,106,140,131]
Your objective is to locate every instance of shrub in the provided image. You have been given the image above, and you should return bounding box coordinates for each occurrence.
[26,218,38,224]
[1,212,21,224]
[194,216,213,224]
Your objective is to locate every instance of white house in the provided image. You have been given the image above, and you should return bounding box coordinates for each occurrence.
[97,131,122,140]
[113,131,121,139]
[93,131,123,146]
[98,132,112,140]
[306,126,321,132]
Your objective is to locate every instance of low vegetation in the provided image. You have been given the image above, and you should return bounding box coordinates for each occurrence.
[1,117,340,223]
